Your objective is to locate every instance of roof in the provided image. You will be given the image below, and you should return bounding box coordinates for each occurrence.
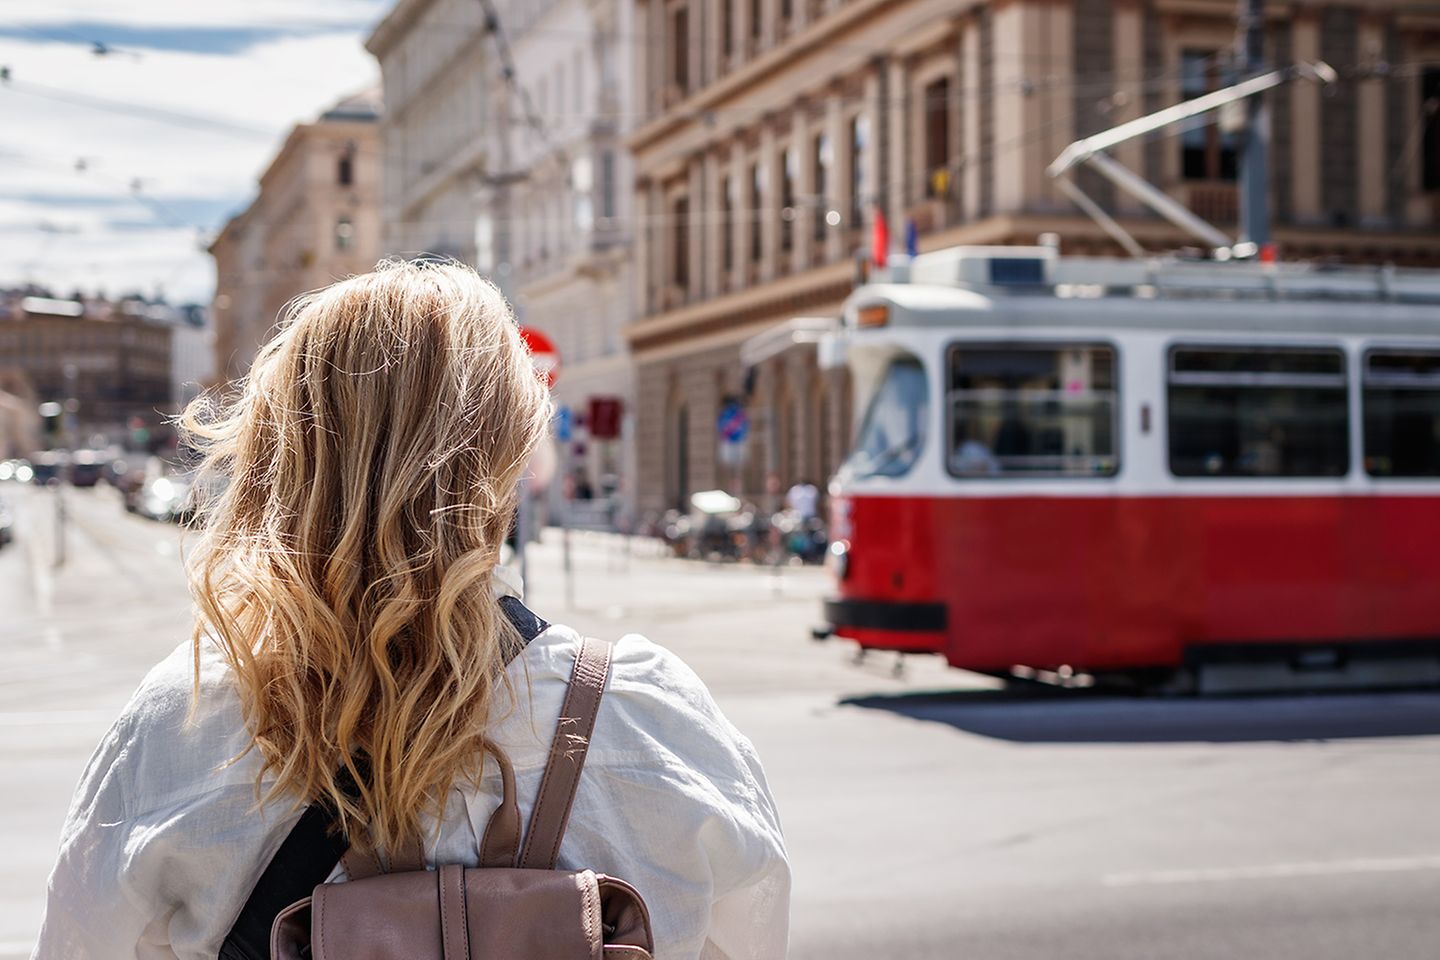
[364,0,437,58]
[845,285,1440,340]
[321,87,382,123]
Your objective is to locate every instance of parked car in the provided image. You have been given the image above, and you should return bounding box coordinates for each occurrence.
[29,451,68,485]
[69,450,105,487]
[135,473,194,523]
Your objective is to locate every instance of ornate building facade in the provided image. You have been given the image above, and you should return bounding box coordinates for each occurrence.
[626,0,1440,515]
[368,0,641,525]
[210,92,382,383]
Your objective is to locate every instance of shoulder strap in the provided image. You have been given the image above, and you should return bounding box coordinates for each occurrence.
[219,595,549,960]
[517,636,614,870]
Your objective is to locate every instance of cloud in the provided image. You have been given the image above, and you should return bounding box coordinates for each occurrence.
[3,1,388,32]
[0,11,384,303]
[0,22,373,56]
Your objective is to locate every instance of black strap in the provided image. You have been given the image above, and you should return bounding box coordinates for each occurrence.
[219,596,549,960]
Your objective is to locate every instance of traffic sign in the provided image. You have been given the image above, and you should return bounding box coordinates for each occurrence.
[519,326,560,388]
[717,399,749,444]
[588,396,622,440]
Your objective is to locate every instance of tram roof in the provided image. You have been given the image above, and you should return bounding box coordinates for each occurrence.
[843,247,1440,337]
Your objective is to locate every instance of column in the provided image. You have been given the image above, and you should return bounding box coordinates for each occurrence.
[861,66,882,232]
[759,0,778,53]
[1111,0,1145,214]
[687,156,705,302]
[1043,1,1074,211]
[826,90,847,262]
[792,0,809,33]
[648,180,665,311]
[886,57,910,235]
[760,119,780,283]
[730,141,748,291]
[702,148,722,297]
[647,0,666,118]
[704,0,723,86]
[686,0,703,97]
[635,179,652,315]
[962,16,981,222]
[793,101,814,271]
[736,0,752,62]
[1290,12,1322,223]
[1357,16,1388,226]
[991,0,1042,213]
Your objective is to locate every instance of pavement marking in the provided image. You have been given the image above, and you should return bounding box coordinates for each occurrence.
[1103,854,1440,887]
[0,709,117,727]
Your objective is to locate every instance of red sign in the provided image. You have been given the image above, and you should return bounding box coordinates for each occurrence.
[519,326,560,389]
[588,397,622,439]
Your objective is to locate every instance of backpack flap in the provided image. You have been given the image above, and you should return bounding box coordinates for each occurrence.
[307,866,607,959]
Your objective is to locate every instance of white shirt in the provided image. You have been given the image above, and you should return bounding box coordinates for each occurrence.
[33,614,790,959]
[783,484,818,520]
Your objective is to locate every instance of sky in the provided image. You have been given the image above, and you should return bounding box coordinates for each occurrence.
[0,0,390,304]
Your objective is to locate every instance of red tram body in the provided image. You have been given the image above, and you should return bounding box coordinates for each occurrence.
[821,246,1440,682]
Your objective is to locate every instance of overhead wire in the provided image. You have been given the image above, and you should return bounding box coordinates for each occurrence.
[0,76,276,139]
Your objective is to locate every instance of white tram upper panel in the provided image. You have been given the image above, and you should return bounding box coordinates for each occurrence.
[829,246,1440,499]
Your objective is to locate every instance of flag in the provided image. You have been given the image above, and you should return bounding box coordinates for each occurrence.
[871,205,889,268]
[905,218,918,258]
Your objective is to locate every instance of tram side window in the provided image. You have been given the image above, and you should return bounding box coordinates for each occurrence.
[1167,346,1348,477]
[1363,350,1440,477]
[844,356,928,478]
[946,345,1118,477]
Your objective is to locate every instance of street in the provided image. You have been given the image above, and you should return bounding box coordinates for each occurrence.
[2,483,1440,959]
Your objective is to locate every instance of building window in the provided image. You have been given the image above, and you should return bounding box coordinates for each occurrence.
[572,156,594,232]
[947,344,1119,477]
[722,0,733,59]
[751,0,761,43]
[750,161,763,263]
[1167,346,1348,477]
[474,211,495,274]
[672,6,689,93]
[337,152,354,186]
[1423,69,1440,192]
[1180,50,1237,182]
[849,114,868,228]
[721,175,734,273]
[814,132,831,242]
[673,196,690,291]
[574,50,584,112]
[780,146,796,252]
[599,150,616,220]
[924,77,952,199]
[1363,349,1440,476]
[334,217,355,251]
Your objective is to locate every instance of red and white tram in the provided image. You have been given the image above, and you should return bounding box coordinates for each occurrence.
[821,245,1440,686]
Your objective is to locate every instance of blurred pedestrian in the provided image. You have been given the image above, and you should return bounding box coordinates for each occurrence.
[784,479,819,521]
[33,260,789,960]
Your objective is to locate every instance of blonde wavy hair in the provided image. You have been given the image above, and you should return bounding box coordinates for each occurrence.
[181,260,552,854]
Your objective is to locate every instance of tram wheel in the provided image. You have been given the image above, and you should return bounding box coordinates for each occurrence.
[1092,668,1197,697]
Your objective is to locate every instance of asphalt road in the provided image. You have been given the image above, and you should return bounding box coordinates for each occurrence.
[2,481,1439,959]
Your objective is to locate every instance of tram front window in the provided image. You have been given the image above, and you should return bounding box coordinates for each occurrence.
[945,344,1118,477]
[843,356,928,479]
[1363,349,1440,477]
[1167,346,1349,477]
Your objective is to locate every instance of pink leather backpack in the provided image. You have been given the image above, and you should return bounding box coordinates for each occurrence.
[222,625,654,960]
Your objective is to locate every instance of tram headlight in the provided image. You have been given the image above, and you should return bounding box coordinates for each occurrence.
[826,539,850,581]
